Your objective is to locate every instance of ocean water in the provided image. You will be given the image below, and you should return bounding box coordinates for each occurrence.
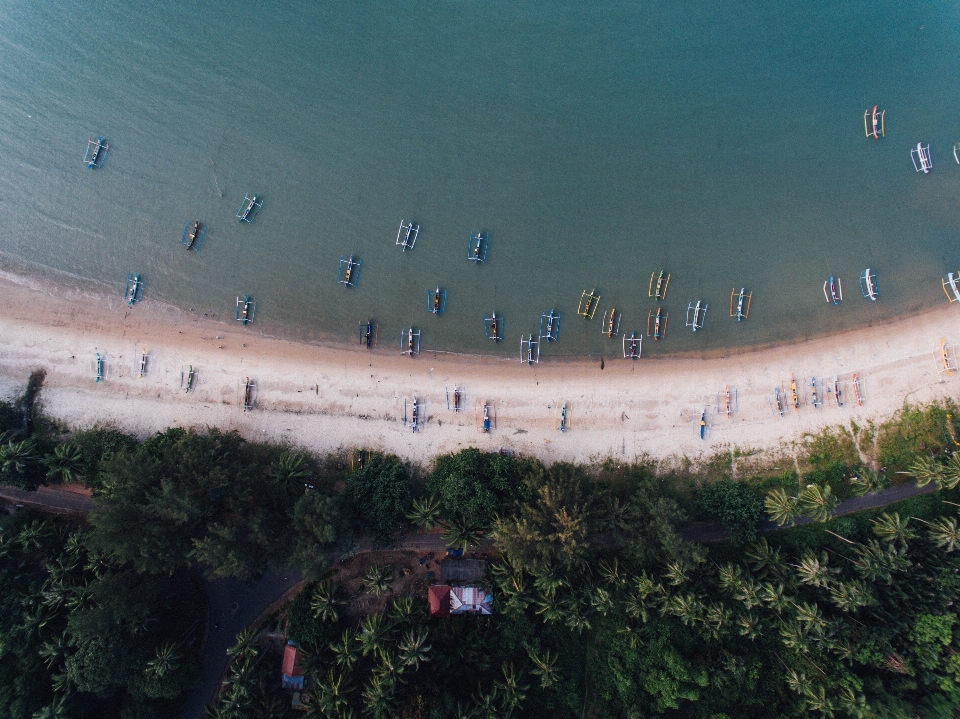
[1,0,959,358]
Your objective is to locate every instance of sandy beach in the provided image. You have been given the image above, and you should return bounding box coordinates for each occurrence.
[0,270,957,466]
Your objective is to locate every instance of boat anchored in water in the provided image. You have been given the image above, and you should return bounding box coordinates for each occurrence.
[338,255,361,287]
[823,276,842,305]
[859,269,878,301]
[396,221,419,251]
[125,274,143,305]
[520,334,540,364]
[236,295,256,325]
[84,136,109,168]
[359,320,378,348]
[236,194,263,222]
[484,312,503,341]
[863,105,885,139]
[468,231,488,263]
[649,270,671,300]
[539,309,560,342]
[647,307,668,340]
[427,287,447,314]
[729,287,752,321]
[622,332,642,360]
[911,143,933,173]
[181,221,206,250]
[685,301,707,332]
[402,327,421,356]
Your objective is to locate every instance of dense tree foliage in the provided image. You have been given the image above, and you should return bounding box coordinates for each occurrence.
[346,455,411,546]
[0,511,201,719]
[698,479,765,543]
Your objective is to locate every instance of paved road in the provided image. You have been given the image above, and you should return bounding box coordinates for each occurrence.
[0,485,94,513]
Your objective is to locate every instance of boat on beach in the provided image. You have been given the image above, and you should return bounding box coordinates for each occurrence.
[125,273,143,305]
[402,327,421,356]
[95,353,103,383]
[359,320,377,348]
[236,295,256,325]
[943,273,960,303]
[520,334,540,364]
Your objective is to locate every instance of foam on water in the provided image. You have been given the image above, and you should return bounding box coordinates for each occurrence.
[1,0,959,358]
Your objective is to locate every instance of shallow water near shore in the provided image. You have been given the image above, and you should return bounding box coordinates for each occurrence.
[1,0,959,359]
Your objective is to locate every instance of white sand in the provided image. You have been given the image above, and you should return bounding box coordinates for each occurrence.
[0,271,957,466]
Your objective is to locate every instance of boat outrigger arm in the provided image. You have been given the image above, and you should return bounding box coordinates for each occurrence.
[84,136,108,168]
[397,221,419,251]
[237,194,263,222]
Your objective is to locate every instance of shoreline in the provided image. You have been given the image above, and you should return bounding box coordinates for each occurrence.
[0,271,958,464]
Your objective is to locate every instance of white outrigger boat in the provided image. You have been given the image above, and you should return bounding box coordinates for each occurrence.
[602,308,620,338]
[557,402,569,432]
[95,353,103,383]
[241,377,257,410]
[405,395,423,432]
[446,385,463,412]
[484,312,503,341]
[685,301,707,331]
[520,334,540,364]
[649,270,670,300]
[84,135,109,168]
[943,272,960,303]
[647,307,668,340]
[135,348,149,378]
[401,327,421,356]
[859,269,878,301]
[236,194,263,222]
[539,309,560,341]
[396,221,418,251]
[477,402,495,433]
[863,105,885,139]
[729,287,752,321]
[911,143,933,173]
[622,331,642,359]
[236,296,256,325]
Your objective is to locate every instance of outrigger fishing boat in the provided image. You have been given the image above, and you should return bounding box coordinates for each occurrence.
[943,272,960,303]
[241,377,256,411]
[236,296,256,325]
[863,106,885,139]
[823,276,842,305]
[647,307,668,340]
[685,301,707,332]
[236,194,263,222]
[940,338,957,377]
[95,353,103,383]
[811,377,820,408]
[911,143,933,173]
[125,273,143,305]
[484,312,503,341]
[852,372,864,406]
[446,386,463,412]
[184,365,195,393]
[338,255,361,287]
[577,289,600,319]
[476,402,495,433]
[540,309,560,341]
[699,409,707,440]
[84,136,108,168]
[955,143,960,165]
[520,334,540,364]
[181,221,206,250]
[405,396,422,433]
[468,231,488,263]
[557,402,569,433]
[729,287,752,321]
[859,269,878,301]
[136,348,149,378]
[401,327,421,356]
[427,287,447,314]
[622,331,642,359]
[602,308,620,338]
[790,374,800,411]
[833,375,843,407]
[718,385,735,418]
[649,271,670,300]
[396,221,418,251]
[773,387,784,417]
[359,320,378,348]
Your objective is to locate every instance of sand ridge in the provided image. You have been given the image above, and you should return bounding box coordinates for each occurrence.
[0,272,957,465]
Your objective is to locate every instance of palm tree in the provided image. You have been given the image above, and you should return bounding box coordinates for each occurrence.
[329,630,359,669]
[43,444,83,483]
[398,627,431,669]
[226,626,260,661]
[388,596,415,624]
[145,640,183,679]
[407,495,442,530]
[828,579,876,611]
[848,467,888,497]
[526,647,559,688]
[918,516,960,551]
[357,614,389,658]
[443,515,483,552]
[361,565,394,596]
[793,551,834,588]
[796,483,838,523]
[310,580,347,624]
[940,452,960,490]
[0,437,38,477]
[16,520,50,551]
[496,661,528,710]
[272,451,312,482]
[311,668,355,716]
[30,693,69,719]
[870,512,916,544]
[38,637,68,670]
[764,488,798,527]
[908,456,944,488]
[360,674,396,719]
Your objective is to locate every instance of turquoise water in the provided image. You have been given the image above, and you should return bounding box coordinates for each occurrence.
[1,0,960,358]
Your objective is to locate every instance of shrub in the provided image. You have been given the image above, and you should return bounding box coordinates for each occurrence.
[698,481,764,544]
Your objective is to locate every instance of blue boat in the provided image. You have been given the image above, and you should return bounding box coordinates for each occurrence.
[95,353,103,383]
[699,410,706,440]
[124,273,143,305]
[180,221,206,250]
[84,136,108,169]
[338,255,361,287]
[236,194,263,223]
[539,309,560,341]
[359,320,377,348]
[467,231,488,263]
[823,276,842,305]
[427,287,447,314]
[236,295,256,325]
